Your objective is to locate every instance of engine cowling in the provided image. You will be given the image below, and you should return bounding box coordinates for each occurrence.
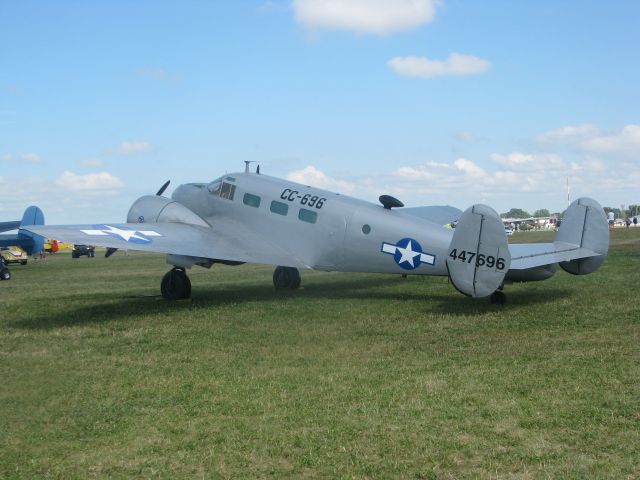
[126,195,209,227]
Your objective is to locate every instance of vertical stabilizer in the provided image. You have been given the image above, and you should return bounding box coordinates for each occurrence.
[556,197,608,275]
[446,204,511,298]
[18,206,45,255]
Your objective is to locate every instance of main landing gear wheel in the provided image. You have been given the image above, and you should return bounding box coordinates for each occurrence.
[161,268,192,300]
[273,266,301,290]
[490,290,506,305]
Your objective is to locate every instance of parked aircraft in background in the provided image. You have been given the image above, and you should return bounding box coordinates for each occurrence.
[0,206,45,255]
[23,164,609,304]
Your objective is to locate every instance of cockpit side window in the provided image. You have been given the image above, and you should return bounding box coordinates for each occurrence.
[207,178,236,201]
[220,182,236,200]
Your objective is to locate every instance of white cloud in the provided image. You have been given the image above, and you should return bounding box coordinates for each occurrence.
[388,53,491,78]
[293,0,439,35]
[118,141,153,155]
[537,124,640,158]
[79,159,104,168]
[454,158,485,176]
[395,165,438,180]
[2,153,43,163]
[55,171,124,191]
[287,165,356,193]
[537,124,598,143]
[582,124,640,155]
[21,153,41,163]
[455,131,477,143]
[490,151,565,171]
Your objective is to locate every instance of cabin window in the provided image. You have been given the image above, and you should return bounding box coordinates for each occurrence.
[298,208,318,224]
[243,193,261,208]
[362,224,371,235]
[220,182,236,200]
[270,200,288,216]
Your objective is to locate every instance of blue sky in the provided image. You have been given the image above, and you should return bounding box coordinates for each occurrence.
[1,0,639,224]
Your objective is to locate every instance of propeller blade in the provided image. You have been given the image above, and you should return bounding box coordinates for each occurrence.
[105,247,118,258]
[156,180,170,196]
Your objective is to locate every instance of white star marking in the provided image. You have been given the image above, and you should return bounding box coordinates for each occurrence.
[80,225,161,242]
[396,240,421,266]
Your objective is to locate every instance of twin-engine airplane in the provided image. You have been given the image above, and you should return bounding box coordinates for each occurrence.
[24,164,609,304]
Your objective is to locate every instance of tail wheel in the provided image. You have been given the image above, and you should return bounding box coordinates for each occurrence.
[273,266,301,290]
[490,290,506,305]
[1,269,10,281]
[161,268,192,300]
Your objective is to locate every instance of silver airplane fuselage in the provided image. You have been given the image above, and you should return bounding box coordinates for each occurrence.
[172,172,453,275]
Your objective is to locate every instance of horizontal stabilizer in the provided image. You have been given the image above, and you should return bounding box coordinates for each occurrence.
[509,242,600,270]
[0,220,20,233]
[507,197,608,274]
[400,205,462,226]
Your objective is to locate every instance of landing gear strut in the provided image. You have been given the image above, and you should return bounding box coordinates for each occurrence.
[490,290,506,305]
[273,266,301,290]
[161,267,192,300]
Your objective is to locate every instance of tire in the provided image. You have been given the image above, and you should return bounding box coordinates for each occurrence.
[161,268,192,300]
[1,269,10,281]
[20,260,27,265]
[273,266,301,290]
[490,291,506,305]
[72,252,78,259]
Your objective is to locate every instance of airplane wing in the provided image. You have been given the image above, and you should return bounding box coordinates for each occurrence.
[508,242,601,270]
[23,221,310,269]
[400,205,462,226]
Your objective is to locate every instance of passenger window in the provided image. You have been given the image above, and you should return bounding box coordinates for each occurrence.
[270,201,288,216]
[298,208,318,224]
[220,182,236,200]
[243,193,261,208]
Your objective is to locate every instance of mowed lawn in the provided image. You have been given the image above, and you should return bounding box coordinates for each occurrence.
[1,229,639,478]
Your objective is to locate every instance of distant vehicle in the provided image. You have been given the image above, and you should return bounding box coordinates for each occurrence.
[504,227,514,236]
[0,246,28,265]
[72,244,95,258]
[0,256,10,280]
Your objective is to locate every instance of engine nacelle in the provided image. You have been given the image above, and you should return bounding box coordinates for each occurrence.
[127,195,209,227]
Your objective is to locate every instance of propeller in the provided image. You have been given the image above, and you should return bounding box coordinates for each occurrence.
[156,180,170,196]
[105,180,170,258]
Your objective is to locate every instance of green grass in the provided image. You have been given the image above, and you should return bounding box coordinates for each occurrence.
[1,229,639,478]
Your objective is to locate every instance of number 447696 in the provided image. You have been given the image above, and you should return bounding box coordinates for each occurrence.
[449,249,506,270]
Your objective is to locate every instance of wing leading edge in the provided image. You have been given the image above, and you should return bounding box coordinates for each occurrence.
[24,222,309,269]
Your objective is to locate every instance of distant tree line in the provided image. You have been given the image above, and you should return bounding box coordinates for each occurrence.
[500,208,553,219]
[501,205,639,220]
[603,205,639,219]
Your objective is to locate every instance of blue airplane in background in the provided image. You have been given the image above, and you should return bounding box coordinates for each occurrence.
[0,206,45,255]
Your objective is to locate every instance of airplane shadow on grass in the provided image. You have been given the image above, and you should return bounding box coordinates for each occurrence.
[9,275,574,330]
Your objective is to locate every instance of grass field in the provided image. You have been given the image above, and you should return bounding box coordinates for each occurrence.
[1,229,639,478]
